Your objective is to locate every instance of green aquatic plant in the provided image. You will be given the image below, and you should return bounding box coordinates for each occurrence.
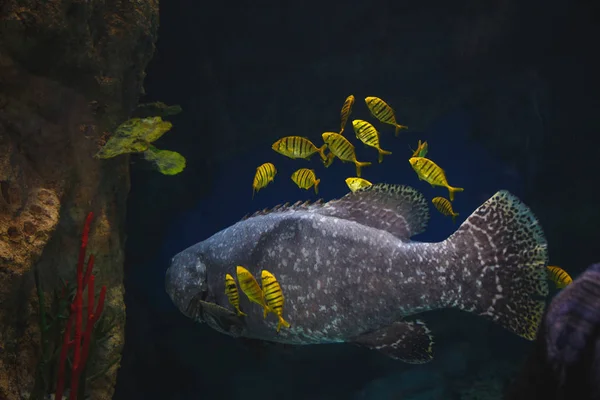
[95,116,172,159]
[95,103,187,175]
[143,145,186,175]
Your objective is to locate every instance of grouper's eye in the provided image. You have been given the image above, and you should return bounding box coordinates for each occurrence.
[165,252,209,319]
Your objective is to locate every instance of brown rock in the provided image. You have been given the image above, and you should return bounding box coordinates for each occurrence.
[0,1,158,399]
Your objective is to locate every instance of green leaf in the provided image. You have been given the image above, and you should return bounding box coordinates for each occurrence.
[95,117,173,159]
[143,146,186,175]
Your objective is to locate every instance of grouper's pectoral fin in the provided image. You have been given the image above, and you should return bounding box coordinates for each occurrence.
[350,320,434,364]
[186,295,246,337]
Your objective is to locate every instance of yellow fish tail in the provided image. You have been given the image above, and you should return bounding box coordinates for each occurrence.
[317,144,327,162]
[377,148,392,163]
[451,212,459,224]
[314,178,320,194]
[394,124,408,137]
[448,186,464,201]
[354,160,371,178]
[277,316,291,332]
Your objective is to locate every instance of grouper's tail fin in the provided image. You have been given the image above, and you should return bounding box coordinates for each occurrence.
[446,190,549,340]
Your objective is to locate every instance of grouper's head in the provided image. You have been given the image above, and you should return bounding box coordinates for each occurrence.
[165,247,246,337]
[165,249,208,319]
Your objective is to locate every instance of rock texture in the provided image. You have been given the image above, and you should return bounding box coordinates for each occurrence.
[0,1,158,399]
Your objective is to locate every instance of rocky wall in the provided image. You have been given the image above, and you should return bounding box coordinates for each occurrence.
[0,1,158,399]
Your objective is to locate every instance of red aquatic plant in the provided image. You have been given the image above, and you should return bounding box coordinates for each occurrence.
[55,212,107,400]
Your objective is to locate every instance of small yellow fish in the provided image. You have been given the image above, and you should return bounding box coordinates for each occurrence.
[352,119,392,163]
[432,197,459,223]
[365,96,408,136]
[547,266,573,289]
[339,95,355,134]
[410,140,428,158]
[321,132,371,177]
[224,273,247,316]
[291,168,320,194]
[252,162,277,199]
[408,157,464,201]
[236,266,270,318]
[345,177,373,193]
[271,136,327,161]
[261,270,291,332]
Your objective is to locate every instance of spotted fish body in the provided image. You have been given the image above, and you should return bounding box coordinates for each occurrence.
[166,184,549,363]
[507,263,600,399]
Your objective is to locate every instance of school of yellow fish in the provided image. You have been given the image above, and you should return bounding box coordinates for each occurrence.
[253,95,464,215]
[247,95,574,326]
[226,266,291,333]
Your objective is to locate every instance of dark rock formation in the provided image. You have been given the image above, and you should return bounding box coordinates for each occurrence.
[0,1,158,399]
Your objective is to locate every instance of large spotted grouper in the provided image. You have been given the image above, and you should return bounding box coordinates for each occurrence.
[165,184,549,363]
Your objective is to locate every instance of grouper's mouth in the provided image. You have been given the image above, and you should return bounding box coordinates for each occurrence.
[165,251,208,320]
[165,251,246,336]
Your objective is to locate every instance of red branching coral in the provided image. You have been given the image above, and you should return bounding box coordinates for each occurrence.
[55,212,107,400]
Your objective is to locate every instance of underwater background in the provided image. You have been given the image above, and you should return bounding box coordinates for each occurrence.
[112,0,600,399]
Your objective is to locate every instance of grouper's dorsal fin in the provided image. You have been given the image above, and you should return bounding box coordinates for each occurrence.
[241,199,325,221]
[314,184,429,240]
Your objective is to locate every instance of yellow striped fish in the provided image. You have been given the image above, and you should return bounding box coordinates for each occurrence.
[410,140,428,158]
[271,136,327,161]
[291,168,320,194]
[547,266,573,289]
[261,270,291,332]
[224,273,246,316]
[321,132,371,177]
[365,96,408,136]
[432,196,459,223]
[408,157,464,201]
[252,162,277,199]
[339,95,355,134]
[345,177,372,193]
[352,119,392,163]
[236,266,270,318]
